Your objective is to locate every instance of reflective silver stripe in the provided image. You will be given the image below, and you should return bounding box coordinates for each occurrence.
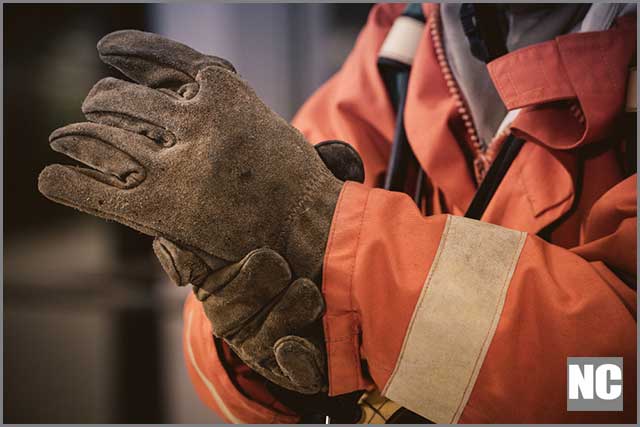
[383,215,526,423]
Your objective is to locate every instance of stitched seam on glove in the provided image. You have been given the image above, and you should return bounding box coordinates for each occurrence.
[279,166,335,264]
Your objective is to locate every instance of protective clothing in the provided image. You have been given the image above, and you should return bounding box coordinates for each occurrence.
[154,139,364,397]
[183,3,637,423]
[37,30,354,394]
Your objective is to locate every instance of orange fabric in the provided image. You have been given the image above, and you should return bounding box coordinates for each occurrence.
[402,3,477,213]
[461,236,636,423]
[326,183,637,424]
[321,182,636,424]
[572,175,637,279]
[489,14,636,150]
[183,3,637,423]
[300,3,637,424]
[322,183,448,395]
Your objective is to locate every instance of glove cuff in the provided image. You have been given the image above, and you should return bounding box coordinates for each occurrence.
[282,165,343,281]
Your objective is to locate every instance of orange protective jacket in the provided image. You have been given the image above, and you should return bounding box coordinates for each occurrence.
[182,4,637,423]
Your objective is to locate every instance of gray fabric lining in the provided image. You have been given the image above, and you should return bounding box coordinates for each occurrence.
[580,3,636,32]
[440,4,505,150]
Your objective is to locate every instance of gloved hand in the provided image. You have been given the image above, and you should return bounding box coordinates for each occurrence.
[152,140,363,395]
[38,29,341,280]
[156,239,328,393]
[153,140,364,395]
[37,30,364,394]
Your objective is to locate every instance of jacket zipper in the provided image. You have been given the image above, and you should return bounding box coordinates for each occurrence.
[429,7,508,184]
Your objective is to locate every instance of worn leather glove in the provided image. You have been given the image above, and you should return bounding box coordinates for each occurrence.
[39,29,341,280]
[37,30,364,394]
[157,240,328,393]
[154,140,363,395]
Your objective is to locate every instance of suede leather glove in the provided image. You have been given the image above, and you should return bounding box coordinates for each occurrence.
[39,29,341,280]
[152,140,363,395]
[153,140,364,395]
[37,30,364,394]
[156,239,328,393]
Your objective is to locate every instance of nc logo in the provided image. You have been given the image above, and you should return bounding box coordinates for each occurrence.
[567,357,623,411]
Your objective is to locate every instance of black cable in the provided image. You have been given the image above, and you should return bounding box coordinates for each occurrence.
[382,69,412,192]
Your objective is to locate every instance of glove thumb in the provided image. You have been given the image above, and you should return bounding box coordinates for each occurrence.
[315,140,365,183]
[274,335,327,394]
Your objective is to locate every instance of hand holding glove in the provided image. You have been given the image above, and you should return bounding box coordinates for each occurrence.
[38,30,364,394]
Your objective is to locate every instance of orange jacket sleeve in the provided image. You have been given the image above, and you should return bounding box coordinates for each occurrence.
[322,177,636,424]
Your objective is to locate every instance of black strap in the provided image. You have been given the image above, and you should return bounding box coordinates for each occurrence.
[381,68,413,192]
[464,135,525,220]
[403,2,427,22]
[381,3,522,214]
[623,55,636,177]
[622,111,636,176]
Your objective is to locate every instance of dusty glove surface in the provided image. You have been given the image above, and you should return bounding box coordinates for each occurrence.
[154,237,327,394]
[38,29,343,281]
[149,140,363,394]
[150,142,363,394]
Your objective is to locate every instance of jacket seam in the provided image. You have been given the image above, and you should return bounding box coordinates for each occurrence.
[322,182,348,391]
[347,187,371,389]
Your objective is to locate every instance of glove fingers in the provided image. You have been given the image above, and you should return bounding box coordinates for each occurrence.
[82,112,178,149]
[234,278,324,358]
[152,237,212,287]
[38,163,147,232]
[97,30,235,91]
[82,77,183,133]
[274,335,325,394]
[201,248,292,337]
[48,129,145,191]
[39,120,165,240]
[264,278,325,335]
[50,122,158,164]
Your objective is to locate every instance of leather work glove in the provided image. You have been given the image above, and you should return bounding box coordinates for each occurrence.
[156,239,327,393]
[37,30,364,394]
[152,140,363,395]
[153,140,363,395]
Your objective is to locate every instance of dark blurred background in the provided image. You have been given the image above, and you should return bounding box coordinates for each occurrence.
[3,3,372,423]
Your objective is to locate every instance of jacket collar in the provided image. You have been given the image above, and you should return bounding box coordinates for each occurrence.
[485,14,635,233]
[407,6,634,233]
[488,14,636,150]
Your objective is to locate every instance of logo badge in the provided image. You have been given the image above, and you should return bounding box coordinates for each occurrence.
[567,357,623,411]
